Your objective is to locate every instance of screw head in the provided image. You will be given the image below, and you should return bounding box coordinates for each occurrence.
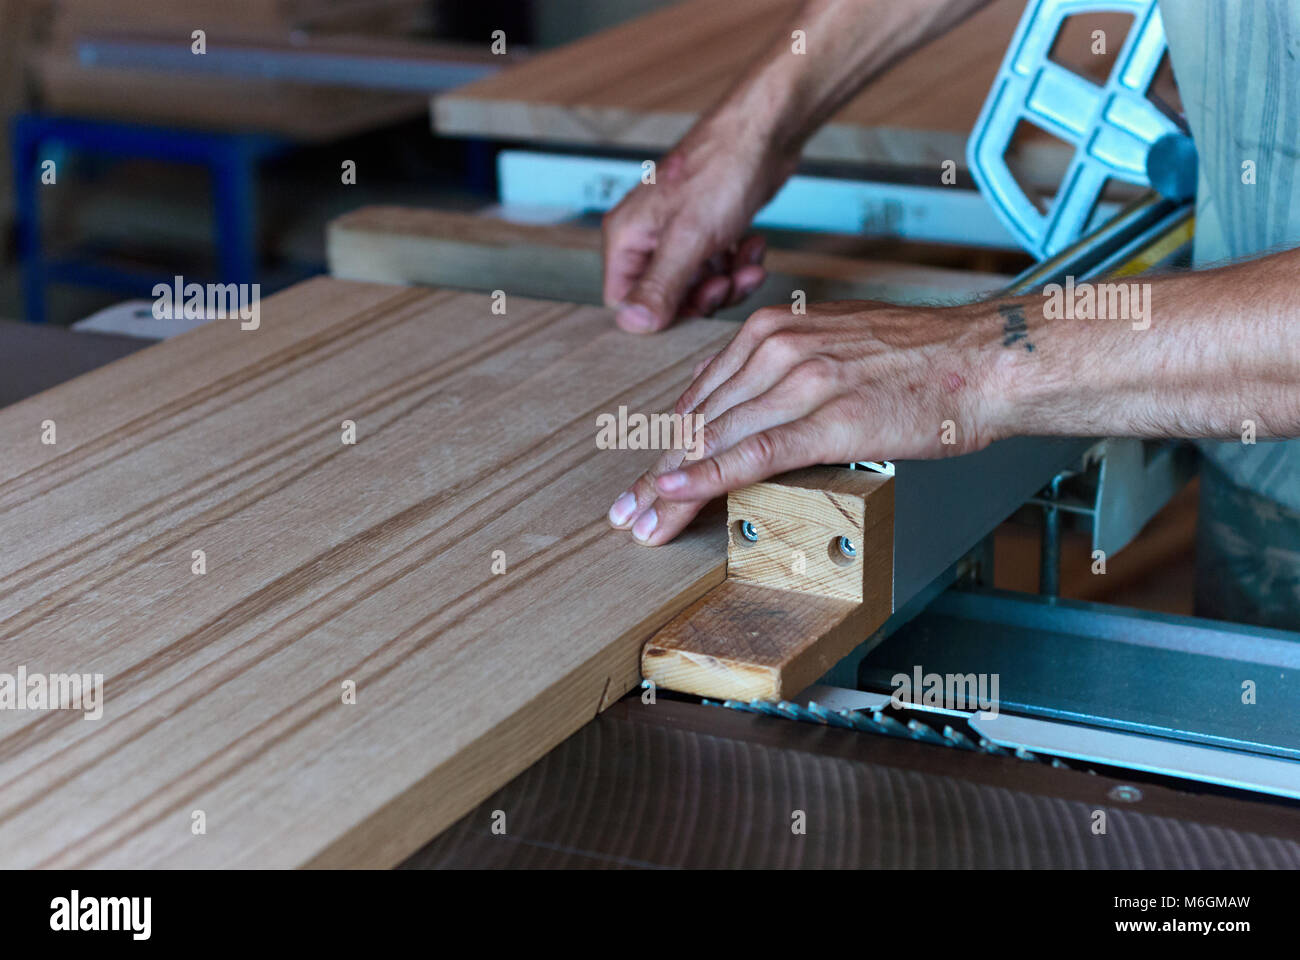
[838,535,857,559]
[740,520,759,542]
[1108,785,1142,803]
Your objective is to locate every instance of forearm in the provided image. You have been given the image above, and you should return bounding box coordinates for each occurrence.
[980,251,1300,442]
[714,0,996,162]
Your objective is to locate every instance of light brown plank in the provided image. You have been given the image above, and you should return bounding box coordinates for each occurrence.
[0,277,733,867]
[433,0,1056,176]
[327,206,1010,309]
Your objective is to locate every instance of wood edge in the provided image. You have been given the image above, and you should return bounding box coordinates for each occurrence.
[302,551,727,868]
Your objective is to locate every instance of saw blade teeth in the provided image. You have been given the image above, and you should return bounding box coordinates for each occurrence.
[841,710,890,735]
[905,719,949,745]
[806,701,846,727]
[942,725,978,751]
[978,737,1011,756]
[871,710,911,738]
[774,701,807,722]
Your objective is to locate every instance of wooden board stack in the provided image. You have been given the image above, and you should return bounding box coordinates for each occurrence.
[433,0,1056,179]
[327,207,1012,311]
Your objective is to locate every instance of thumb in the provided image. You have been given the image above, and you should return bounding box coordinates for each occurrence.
[617,222,713,334]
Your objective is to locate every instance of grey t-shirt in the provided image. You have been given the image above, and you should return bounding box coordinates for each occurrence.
[1161,0,1300,511]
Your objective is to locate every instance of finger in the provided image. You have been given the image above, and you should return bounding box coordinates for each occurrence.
[631,371,833,545]
[625,494,708,546]
[695,361,839,457]
[725,263,767,306]
[690,328,814,424]
[674,306,788,415]
[606,445,691,530]
[620,221,716,334]
[655,415,833,502]
[691,351,718,379]
[601,208,655,312]
[736,234,766,269]
[681,273,732,318]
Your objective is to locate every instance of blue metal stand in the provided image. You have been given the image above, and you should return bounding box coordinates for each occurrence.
[11,113,285,323]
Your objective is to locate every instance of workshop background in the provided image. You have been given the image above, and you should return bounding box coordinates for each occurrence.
[0,0,1194,612]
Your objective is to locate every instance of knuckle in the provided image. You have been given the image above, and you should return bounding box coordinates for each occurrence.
[742,306,783,339]
[700,456,727,489]
[695,423,724,460]
[754,330,802,366]
[790,356,836,390]
[744,431,780,470]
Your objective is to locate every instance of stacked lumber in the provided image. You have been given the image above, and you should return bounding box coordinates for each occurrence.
[35,0,442,138]
[433,0,1147,188]
[327,207,1012,311]
[0,277,733,866]
[434,0,1033,175]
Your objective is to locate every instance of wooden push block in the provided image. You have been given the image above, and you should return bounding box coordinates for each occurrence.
[642,467,894,702]
[727,467,892,602]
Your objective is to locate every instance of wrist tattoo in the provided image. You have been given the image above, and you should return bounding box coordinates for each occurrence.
[999,303,1035,352]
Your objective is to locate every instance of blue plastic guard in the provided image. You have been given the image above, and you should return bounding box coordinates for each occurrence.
[967,0,1184,259]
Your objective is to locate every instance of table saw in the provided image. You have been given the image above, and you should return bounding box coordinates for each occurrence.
[1,0,1298,870]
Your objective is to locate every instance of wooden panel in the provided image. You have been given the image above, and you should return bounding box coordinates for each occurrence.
[434,0,1058,175]
[0,277,734,867]
[328,206,1011,309]
[643,468,893,701]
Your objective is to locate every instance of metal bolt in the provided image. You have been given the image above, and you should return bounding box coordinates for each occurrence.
[838,536,857,559]
[740,520,759,542]
[1108,785,1142,803]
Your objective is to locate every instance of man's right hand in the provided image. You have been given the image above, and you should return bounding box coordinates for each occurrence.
[602,110,798,334]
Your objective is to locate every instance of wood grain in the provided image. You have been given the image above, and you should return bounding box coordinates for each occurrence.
[644,467,893,701]
[433,0,1065,178]
[0,277,735,867]
[327,206,1011,309]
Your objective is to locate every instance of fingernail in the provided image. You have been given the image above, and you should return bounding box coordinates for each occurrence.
[616,304,657,332]
[657,471,687,492]
[608,491,637,526]
[748,240,766,264]
[632,508,658,542]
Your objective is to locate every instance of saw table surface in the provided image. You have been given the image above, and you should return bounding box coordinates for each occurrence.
[0,277,731,867]
[434,0,1067,177]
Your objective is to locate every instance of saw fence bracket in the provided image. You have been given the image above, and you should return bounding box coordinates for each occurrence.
[642,467,894,702]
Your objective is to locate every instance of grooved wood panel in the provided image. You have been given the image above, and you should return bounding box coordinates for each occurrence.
[0,277,732,867]
[327,206,1011,309]
[433,0,1047,174]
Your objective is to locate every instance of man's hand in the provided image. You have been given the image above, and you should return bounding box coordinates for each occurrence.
[602,111,797,333]
[599,0,999,334]
[607,299,1009,544]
